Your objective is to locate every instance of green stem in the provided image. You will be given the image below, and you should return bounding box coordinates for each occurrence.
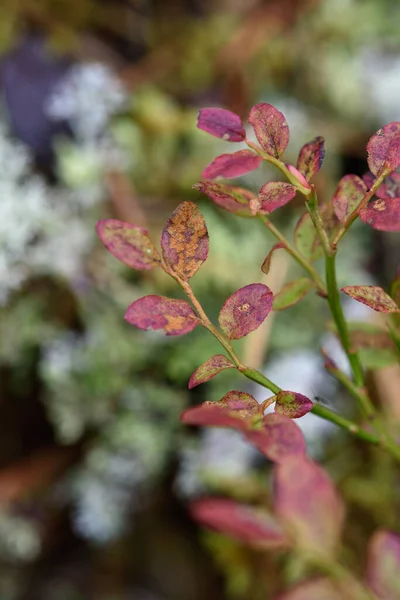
[311,404,379,445]
[239,366,281,395]
[306,186,333,257]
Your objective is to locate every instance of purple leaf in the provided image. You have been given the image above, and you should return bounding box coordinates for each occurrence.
[197,108,246,142]
[248,103,289,157]
[246,413,306,463]
[261,243,285,275]
[202,150,262,180]
[272,278,314,311]
[367,122,400,177]
[341,285,400,313]
[181,391,261,431]
[193,181,255,216]
[218,283,273,340]
[257,181,297,214]
[96,219,160,270]
[332,174,367,223]
[274,456,344,557]
[274,391,313,419]
[276,579,342,600]
[160,201,209,280]
[190,499,287,548]
[360,198,400,232]
[188,354,235,389]
[367,530,400,600]
[125,295,200,336]
[296,136,325,181]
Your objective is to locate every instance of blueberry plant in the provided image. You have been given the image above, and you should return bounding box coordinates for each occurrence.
[96,103,400,599]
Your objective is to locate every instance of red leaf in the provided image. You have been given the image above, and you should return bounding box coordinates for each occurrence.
[341,285,400,313]
[274,456,344,557]
[332,174,367,223]
[218,284,273,340]
[276,578,342,600]
[248,103,289,157]
[161,201,209,280]
[286,164,311,189]
[96,219,160,270]
[197,108,246,142]
[257,181,297,214]
[274,391,313,419]
[261,243,285,275]
[246,413,306,463]
[188,355,235,389]
[296,136,325,181]
[181,391,261,430]
[367,530,400,600]
[191,499,287,548]
[367,122,400,176]
[193,181,255,216]
[125,295,200,336]
[360,198,400,232]
[272,278,314,311]
[202,150,262,180]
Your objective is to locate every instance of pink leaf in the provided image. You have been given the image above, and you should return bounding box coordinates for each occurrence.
[193,181,255,216]
[188,354,235,389]
[181,391,261,431]
[367,530,400,600]
[125,295,200,336]
[218,283,273,340]
[360,198,400,232]
[341,285,400,313]
[202,150,262,180]
[296,136,325,181]
[248,103,289,157]
[272,278,314,311]
[246,413,306,463]
[364,172,400,199]
[96,219,160,270]
[160,201,209,280]
[276,579,342,600]
[197,108,246,142]
[261,243,285,275]
[367,122,400,177]
[274,456,344,557]
[274,391,313,419]
[191,498,287,548]
[286,165,311,189]
[332,174,367,223]
[257,181,297,214]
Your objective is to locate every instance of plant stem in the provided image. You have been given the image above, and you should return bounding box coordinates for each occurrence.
[306,186,333,257]
[311,403,379,445]
[239,366,281,395]
[258,215,327,296]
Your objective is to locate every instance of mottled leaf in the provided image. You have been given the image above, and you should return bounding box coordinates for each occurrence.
[274,456,344,557]
[274,391,313,419]
[181,391,261,431]
[276,578,342,600]
[188,355,235,389]
[360,198,400,232]
[218,283,273,340]
[367,530,400,600]
[191,499,287,548]
[248,103,289,157]
[125,295,200,336]
[197,107,246,142]
[297,136,325,181]
[261,243,285,275]
[161,201,208,280]
[193,181,254,216]
[246,413,306,463]
[202,150,262,180]
[367,122,400,177]
[332,174,367,223]
[272,278,314,311]
[341,286,400,313]
[293,211,323,262]
[257,181,297,214]
[96,219,160,270]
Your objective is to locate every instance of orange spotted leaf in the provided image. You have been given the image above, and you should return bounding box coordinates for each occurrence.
[218,284,273,340]
[193,181,254,216]
[96,219,160,270]
[360,197,400,231]
[202,150,262,180]
[261,243,285,275]
[188,355,235,389]
[367,122,400,177]
[197,108,246,142]
[332,174,367,223]
[367,530,400,600]
[274,391,313,419]
[257,181,297,214]
[341,285,400,313]
[272,278,314,311]
[297,136,325,181]
[248,103,289,157]
[161,201,209,280]
[124,295,200,336]
[246,413,306,463]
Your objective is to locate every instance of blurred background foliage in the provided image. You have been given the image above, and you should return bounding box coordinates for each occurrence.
[0,0,400,598]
